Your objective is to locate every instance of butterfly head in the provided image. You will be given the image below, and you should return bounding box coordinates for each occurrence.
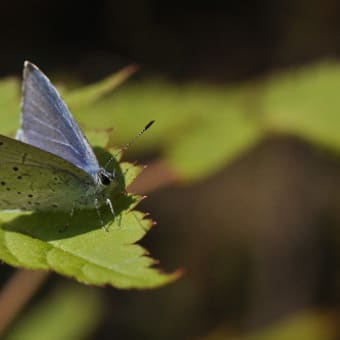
[97,168,115,186]
[93,168,119,204]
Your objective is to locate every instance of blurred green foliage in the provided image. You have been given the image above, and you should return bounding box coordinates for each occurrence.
[4,285,103,340]
[245,311,337,340]
[73,81,263,180]
[199,311,336,340]
[262,62,340,151]
[69,62,340,181]
[0,78,20,135]
[3,62,340,181]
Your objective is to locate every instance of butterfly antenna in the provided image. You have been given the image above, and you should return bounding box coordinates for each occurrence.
[104,120,155,169]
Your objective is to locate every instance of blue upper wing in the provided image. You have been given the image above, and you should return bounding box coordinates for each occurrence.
[17,61,100,176]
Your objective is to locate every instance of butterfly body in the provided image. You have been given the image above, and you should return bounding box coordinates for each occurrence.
[0,62,118,213]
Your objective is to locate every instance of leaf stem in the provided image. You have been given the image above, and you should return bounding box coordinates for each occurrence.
[0,270,49,336]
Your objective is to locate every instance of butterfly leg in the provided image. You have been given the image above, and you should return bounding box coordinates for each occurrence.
[106,198,121,228]
[95,198,108,231]
[106,198,115,218]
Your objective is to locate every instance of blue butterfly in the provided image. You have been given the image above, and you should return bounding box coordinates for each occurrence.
[0,61,152,226]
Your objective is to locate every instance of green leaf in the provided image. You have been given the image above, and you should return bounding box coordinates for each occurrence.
[5,284,103,340]
[76,81,262,180]
[0,70,263,182]
[83,129,110,148]
[0,77,20,135]
[0,162,179,289]
[65,64,139,109]
[73,79,194,151]
[197,312,336,340]
[245,311,336,340]
[262,62,340,151]
[165,87,262,180]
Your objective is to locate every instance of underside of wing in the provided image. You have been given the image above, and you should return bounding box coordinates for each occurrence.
[0,135,95,211]
[17,61,99,176]
[0,135,93,182]
[0,161,85,211]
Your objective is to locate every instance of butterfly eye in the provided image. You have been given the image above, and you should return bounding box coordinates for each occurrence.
[98,170,113,186]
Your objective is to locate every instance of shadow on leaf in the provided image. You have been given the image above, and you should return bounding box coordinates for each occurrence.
[2,193,138,240]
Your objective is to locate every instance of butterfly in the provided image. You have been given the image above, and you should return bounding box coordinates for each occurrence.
[0,61,151,225]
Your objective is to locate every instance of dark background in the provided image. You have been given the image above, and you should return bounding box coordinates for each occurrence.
[2,1,340,81]
[1,1,340,339]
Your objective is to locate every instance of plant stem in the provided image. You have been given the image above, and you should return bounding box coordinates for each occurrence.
[0,270,49,335]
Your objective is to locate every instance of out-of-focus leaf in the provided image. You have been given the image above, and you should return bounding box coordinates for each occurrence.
[198,311,336,340]
[65,64,139,109]
[245,311,337,340]
[76,81,262,180]
[262,62,340,151]
[0,70,263,182]
[0,77,20,135]
[5,285,103,340]
[5,62,340,183]
[74,80,194,150]
[83,129,111,148]
[165,87,261,180]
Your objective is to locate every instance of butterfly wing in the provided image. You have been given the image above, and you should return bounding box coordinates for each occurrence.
[0,135,96,211]
[17,61,100,177]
